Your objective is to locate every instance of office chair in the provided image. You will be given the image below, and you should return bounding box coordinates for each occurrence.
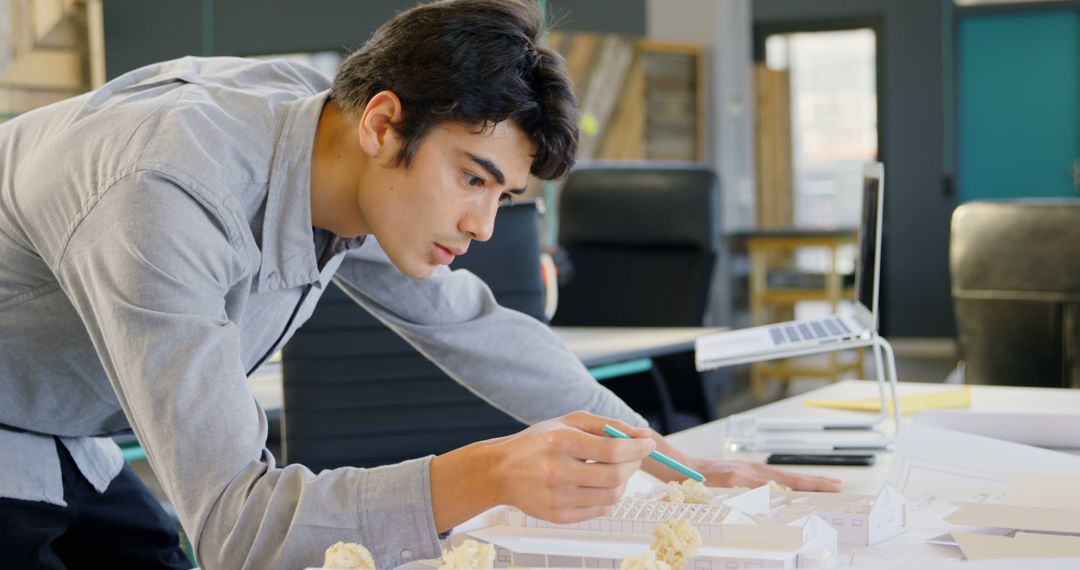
[950,199,1080,388]
[551,162,722,430]
[280,200,545,471]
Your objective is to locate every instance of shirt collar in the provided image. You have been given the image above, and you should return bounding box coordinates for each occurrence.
[255,90,366,292]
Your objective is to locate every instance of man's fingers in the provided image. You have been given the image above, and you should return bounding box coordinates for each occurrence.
[559,428,654,463]
[562,412,651,440]
[557,457,641,489]
[754,464,843,492]
[554,412,655,463]
[559,484,629,509]
[729,473,769,489]
[605,420,652,439]
[547,506,611,525]
[535,481,624,512]
[794,475,843,492]
[559,410,609,433]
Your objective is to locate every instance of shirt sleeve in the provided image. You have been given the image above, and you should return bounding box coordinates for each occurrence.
[56,171,444,569]
[332,237,649,428]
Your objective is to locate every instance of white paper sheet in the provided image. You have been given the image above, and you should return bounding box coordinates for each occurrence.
[915,409,1080,449]
[888,424,1080,503]
[845,555,1080,569]
[1007,475,1080,509]
[855,424,1080,567]
[952,532,1080,561]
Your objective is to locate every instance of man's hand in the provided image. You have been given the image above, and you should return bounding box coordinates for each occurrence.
[689,457,842,492]
[640,429,843,492]
[429,411,655,532]
[489,411,655,523]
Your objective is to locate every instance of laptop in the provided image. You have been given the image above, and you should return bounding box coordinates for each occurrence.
[696,162,884,371]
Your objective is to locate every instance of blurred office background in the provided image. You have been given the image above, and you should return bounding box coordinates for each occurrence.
[3,0,1078,539]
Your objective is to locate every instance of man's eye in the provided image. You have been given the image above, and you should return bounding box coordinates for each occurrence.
[498,193,514,206]
[465,173,485,187]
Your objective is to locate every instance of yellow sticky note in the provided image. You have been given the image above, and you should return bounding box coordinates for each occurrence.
[804,386,971,416]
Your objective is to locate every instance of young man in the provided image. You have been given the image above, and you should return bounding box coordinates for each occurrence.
[0,0,839,568]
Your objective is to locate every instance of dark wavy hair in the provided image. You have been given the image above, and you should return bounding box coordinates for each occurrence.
[328,0,578,180]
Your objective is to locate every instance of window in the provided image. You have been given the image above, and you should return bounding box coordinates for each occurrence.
[765,29,878,233]
[758,28,878,287]
[754,27,880,322]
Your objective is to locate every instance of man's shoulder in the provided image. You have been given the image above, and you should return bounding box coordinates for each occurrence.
[128,57,329,181]
[13,56,330,193]
[86,56,330,134]
[111,56,331,100]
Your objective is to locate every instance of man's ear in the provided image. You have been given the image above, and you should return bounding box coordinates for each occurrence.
[357,90,404,161]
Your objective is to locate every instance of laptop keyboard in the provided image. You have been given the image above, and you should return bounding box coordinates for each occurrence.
[769,317,852,345]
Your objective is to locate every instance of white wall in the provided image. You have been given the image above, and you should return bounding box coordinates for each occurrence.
[646,0,755,326]
[646,0,756,233]
[0,0,12,77]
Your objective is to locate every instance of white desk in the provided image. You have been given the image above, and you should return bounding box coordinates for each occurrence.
[554,326,720,367]
[663,380,1080,567]
[250,326,722,414]
[666,379,1080,495]
[422,381,1080,569]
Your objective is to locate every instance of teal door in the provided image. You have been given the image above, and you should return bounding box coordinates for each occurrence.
[957,7,1080,201]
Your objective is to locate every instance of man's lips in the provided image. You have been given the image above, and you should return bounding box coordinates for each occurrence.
[433,243,467,265]
[438,244,467,256]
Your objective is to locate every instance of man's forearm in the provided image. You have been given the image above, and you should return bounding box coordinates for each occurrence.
[429,439,504,533]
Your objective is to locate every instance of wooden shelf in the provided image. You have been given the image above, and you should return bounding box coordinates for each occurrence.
[760,287,856,304]
[744,229,863,396]
[547,31,706,164]
[753,353,864,379]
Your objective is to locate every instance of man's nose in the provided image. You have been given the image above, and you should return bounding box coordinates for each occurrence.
[460,201,497,242]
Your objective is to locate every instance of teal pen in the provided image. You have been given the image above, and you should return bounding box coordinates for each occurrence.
[601,424,705,483]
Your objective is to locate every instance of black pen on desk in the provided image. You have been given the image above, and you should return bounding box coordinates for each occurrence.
[767,453,876,466]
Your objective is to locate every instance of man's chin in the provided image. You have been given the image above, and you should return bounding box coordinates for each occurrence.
[393,259,437,280]
[412,266,437,279]
[381,246,439,279]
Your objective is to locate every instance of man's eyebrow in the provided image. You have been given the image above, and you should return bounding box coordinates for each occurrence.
[466,152,528,194]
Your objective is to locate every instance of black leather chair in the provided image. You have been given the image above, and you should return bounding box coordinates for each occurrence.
[950,199,1080,388]
[551,163,723,430]
[553,163,721,326]
[280,201,545,470]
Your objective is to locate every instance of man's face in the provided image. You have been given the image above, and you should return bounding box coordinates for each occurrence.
[358,120,534,279]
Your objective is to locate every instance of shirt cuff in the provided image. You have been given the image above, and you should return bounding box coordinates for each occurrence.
[358,455,444,567]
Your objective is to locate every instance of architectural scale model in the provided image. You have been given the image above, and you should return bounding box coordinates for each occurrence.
[460,483,907,569]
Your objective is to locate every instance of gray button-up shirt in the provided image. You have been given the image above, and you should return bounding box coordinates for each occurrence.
[0,56,645,569]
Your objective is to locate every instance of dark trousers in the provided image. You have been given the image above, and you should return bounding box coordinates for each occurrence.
[0,439,191,569]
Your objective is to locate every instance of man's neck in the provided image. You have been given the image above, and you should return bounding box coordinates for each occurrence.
[309,100,369,238]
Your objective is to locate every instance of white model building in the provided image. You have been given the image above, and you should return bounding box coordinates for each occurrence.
[757,484,907,546]
[458,483,907,569]
[469,497,838,569]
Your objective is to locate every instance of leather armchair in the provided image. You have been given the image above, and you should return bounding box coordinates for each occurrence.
[950,199,1080,388]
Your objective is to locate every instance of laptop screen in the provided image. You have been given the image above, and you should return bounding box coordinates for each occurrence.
[854,165,883,322]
